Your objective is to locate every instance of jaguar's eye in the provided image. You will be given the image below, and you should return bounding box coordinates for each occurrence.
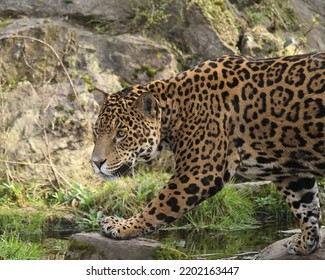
[116,130,126,139]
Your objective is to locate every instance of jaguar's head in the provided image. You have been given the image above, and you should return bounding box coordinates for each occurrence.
[91,87,161,180]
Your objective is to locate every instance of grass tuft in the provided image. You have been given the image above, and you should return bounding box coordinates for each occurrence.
[0,231,44,260]
[181,183,258,230]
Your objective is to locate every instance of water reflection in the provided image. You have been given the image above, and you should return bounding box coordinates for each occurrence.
[152,222,298,259]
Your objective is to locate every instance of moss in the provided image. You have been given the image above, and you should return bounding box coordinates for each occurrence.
[81,75,95,92]
[2,77,28,91]
[153,246,190,260]
[193,0,240,48]
[55,115,68,125]
[0,17,13,29]
[143,64,158,78]
[134,64,158,79]
[132,0,175,31]
[55,104,64,111]
[68,239,96,252]
[86,19,108,34]
[68,93,76,102]
[42,238,68,260]
[68,108,75,115]
[119,78,131,88]
[244,0,300,32]
[66,239,96,259]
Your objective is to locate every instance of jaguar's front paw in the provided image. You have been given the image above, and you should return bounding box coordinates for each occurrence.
[99,216,123,239]
[284,233,321,255]
[99,216,141,239]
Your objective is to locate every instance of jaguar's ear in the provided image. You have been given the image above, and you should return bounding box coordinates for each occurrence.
[134,92,160,119]
[93,88,109,107]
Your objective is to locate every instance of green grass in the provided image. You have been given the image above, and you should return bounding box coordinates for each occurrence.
[0,172,169,259]
[249,183,293,223]
[180,183,258,230]
[95,171,170,218]
[42,238,68,260]
[0,207,46,259]
[0,231,44,260]
[1,172,323,259]
[0,207,46,241]
[0,173,305,235]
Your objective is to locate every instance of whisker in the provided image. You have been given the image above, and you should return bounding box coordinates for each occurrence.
[125,161,145,178]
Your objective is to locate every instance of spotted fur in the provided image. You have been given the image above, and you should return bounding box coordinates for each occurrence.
[91,52,325,255]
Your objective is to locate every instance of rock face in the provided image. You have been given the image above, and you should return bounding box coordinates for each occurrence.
[255,228,325,260]
[179,4,236,60]
[240,26,283,58]
[293,0,325,50]
[65,232,160,260]
[0,0,324,185]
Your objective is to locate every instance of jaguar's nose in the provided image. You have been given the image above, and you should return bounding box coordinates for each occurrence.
[92,159,106,169]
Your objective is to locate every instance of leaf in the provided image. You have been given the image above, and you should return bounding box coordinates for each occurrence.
[312,15,319,25]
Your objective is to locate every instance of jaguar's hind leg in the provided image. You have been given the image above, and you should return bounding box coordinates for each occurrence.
[274,177,322,255]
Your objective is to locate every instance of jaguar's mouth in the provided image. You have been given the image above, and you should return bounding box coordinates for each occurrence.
[111,163,131,177]
[99,163,132,181]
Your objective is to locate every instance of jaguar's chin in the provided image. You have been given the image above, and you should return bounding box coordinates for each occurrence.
[98,172,120,181]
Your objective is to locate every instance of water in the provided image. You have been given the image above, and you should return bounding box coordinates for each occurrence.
[41,222,298,259]
[151,222,297,259]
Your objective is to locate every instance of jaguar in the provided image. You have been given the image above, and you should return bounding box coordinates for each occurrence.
[91,52,325,255]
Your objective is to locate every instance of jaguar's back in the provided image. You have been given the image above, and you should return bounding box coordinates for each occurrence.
[222,53,325,181]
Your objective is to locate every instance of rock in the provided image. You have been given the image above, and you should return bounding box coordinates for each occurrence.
[181,4,236,61]
[65,232,159,260]
[228,0,260,9]
[254,228,325,260]
[240,25,284,58]
[66,232,189,260]
[102,34,179,84]
[293,0,325,50]
[0,0,132,21]
[0,0,235,63]
[45,213,81,238]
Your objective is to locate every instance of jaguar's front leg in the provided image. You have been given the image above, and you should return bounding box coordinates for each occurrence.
[99,172,224,239]
[99,181,181,239]
[274,177,322,254]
